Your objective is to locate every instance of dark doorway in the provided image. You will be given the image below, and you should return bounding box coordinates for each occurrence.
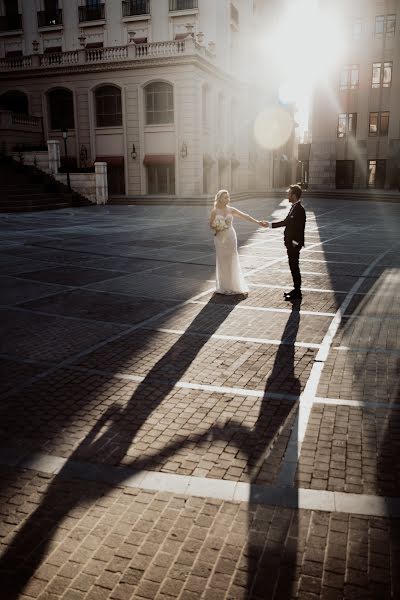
[335,160,354,188]
[96,156,125,195]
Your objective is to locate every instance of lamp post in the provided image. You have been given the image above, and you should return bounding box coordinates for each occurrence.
[61,129,71,191]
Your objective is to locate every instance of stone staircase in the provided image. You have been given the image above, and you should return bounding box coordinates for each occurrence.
[0,158,92,212]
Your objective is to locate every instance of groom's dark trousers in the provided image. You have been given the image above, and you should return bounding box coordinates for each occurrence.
[287,244,301,291]
[271,201,306,292]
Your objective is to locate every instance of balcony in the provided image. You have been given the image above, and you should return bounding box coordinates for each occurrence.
[78,4,105,23]
[169,0,198,11]
[0,38,215,73]
[122,0,150,17]
[0,14,22,32]
[37,9,63,28]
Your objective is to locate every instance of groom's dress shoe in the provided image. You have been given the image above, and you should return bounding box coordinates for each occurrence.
[286,290,302,301]
[284,289,296,298]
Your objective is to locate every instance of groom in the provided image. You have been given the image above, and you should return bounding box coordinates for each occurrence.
[264,183,306,301]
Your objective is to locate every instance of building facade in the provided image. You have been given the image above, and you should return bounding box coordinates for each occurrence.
[0,0,275,198]
[309,0,400,190]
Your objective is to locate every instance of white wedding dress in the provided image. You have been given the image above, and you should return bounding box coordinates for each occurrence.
[214,211,249,295]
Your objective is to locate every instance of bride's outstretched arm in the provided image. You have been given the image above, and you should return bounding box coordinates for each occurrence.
[231,207,263,225]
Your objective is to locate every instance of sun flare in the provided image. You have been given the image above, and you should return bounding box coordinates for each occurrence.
[260,0,347,133]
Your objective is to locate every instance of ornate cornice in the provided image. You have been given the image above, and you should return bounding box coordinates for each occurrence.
[0,53,245,90]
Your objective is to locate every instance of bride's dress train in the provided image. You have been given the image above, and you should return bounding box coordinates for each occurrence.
[214,213,249,295]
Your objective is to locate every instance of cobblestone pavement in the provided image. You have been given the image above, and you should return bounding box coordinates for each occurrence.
[0,198,399,599]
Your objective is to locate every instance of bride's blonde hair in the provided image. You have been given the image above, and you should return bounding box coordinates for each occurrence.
[214,189,230,209]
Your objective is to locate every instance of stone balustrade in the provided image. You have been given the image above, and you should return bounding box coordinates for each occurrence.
[0,38,212,72]
[11,113,42,128]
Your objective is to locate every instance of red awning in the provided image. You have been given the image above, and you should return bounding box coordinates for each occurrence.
[86,42,104,48]
[96,155,124,167]
[44,46,62,53]
[133,37,147,44]
[174,33,193,40]
[143,154,175,166]
[6,50,23,57]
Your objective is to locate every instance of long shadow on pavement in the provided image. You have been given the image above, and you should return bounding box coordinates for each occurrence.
[0,298,242,598]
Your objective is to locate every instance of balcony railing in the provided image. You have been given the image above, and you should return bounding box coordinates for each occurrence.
[122,0,150,17]
[0,14,22,32]
[37,9,63,27]
[78,4,105,22]
[169,0,198,11]
[0,39,214,72]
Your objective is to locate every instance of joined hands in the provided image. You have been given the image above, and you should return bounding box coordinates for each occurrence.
[258,220,269,228]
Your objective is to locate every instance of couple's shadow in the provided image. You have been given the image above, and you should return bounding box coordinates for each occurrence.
[0,296,302,600]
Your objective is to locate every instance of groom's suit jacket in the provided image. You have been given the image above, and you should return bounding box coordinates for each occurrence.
[271,202,306,248]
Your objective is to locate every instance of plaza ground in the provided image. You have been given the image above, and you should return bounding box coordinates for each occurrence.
[0,196,399,599]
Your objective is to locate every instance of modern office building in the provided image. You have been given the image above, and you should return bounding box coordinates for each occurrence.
[0,0,279,198]
[309,0,400,190]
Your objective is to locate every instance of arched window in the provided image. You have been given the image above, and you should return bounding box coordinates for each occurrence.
[95,85,122,127]
[48,88,74,130]
[145,82,173,125]
[0,90,28,115]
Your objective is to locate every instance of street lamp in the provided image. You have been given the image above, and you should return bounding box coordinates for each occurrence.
[61,129,71,191]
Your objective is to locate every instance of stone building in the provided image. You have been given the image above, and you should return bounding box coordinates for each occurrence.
[309,0,400,190]
[0,0,276,198]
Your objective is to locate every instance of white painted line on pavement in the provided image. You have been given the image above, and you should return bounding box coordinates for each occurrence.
[189,300,335,318]
[143,327,323,349]
[1,447,398,517]
[313,397,400,410]
[276,243,399,487]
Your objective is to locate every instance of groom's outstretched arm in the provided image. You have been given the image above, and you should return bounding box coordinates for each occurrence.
[265,216,289,229]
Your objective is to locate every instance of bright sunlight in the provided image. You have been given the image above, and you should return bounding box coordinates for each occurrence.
[254,0,347,147]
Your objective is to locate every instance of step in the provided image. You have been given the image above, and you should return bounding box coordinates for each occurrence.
[0,203,72,213]
[0,194,72,206]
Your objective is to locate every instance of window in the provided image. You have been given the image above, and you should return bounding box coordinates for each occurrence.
[352,18,362,40]
[380,111,389,136]
[147,165,175,194]
[169,0,198,10]
[79,1,105,22]
[337,113,357,138]
[95,85,122,127]
[375,14,396,37]
[368,159,386,188]
[0,90,28,114]
[369,112,378,135]
[386,14,396,36]
[145,82,173,125]
[372,62,392,88]
[383,62,392,87]
[340,65,359,90]
[48,88,74,130]
[369,111,389,136]
[0,0,22,30]
[122,0,150,17]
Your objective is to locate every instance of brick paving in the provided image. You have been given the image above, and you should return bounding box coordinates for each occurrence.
[296,405,400,496]
[0,198,400,599]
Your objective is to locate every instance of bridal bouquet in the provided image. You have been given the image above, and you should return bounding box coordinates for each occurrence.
[211,215,229,236]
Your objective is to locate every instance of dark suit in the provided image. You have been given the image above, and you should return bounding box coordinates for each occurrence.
[271,201,306,292]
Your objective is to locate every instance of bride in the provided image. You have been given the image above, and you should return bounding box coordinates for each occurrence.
[209,189,265,295]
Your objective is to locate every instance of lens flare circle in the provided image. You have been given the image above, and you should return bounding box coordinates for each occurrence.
[254,106,293,150]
